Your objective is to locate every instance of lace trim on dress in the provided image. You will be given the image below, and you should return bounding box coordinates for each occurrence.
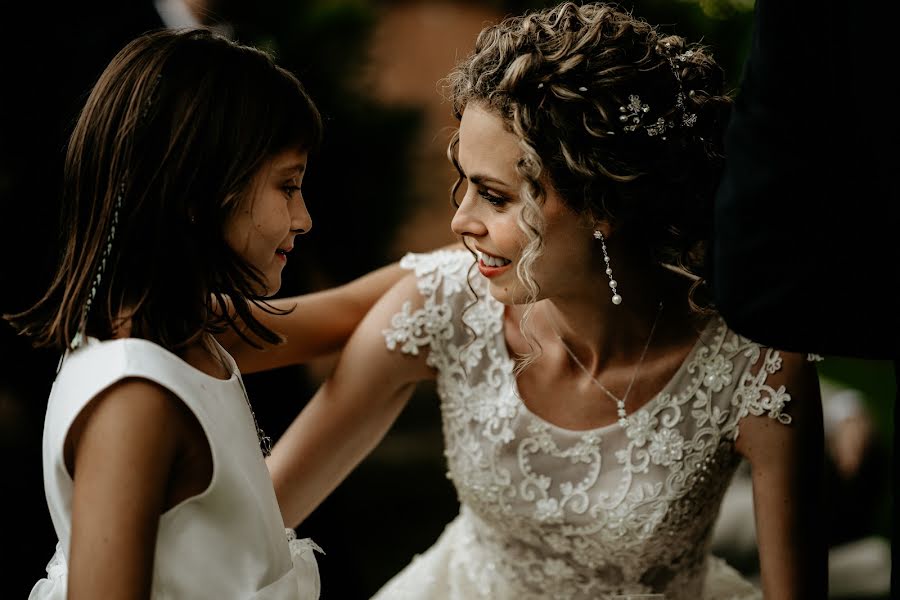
[286,528,324,600]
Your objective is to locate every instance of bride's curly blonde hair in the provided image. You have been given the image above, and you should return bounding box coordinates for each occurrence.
[446,2,731,344]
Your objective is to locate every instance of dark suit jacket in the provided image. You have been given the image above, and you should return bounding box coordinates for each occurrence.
[712,4,898,591]
[712,0,899,360]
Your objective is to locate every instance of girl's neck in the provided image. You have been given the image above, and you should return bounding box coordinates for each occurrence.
[182,337,232,381]
[112,312,231,380]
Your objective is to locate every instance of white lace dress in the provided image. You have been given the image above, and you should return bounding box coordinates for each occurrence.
[375,250,792,600]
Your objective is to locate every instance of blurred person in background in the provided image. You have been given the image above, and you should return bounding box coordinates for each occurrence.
[709,0,898,591]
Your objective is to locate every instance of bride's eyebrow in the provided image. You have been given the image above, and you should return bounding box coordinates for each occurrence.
[457,160,512,189]
[467,174,513,191]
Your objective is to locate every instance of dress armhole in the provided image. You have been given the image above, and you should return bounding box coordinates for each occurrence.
[61,375,215,506]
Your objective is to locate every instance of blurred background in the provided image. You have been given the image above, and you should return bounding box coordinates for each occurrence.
[0,0,893,598]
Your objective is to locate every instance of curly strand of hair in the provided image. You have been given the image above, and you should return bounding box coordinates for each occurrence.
[510,111,548,374]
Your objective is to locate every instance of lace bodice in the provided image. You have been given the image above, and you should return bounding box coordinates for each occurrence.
[382,250,790,599]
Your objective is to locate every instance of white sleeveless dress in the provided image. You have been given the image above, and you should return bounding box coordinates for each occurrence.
[30,336,321,599]
[375,249,793,599]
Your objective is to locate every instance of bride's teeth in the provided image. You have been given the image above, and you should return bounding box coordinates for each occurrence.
[480,252,509,268]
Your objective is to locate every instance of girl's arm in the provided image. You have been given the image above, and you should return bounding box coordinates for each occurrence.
[66,380,191,599]
[266,271,435,527]
[735,352,827,598]
[219,260,408,374]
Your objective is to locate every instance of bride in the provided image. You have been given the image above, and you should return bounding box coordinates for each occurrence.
[266,3,826,597]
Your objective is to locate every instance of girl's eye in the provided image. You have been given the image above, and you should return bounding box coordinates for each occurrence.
[478,190,506,207]
[283,184,301,198]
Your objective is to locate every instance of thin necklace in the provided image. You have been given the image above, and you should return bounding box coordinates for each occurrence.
[235,371,273,458]
[547,301,664,428]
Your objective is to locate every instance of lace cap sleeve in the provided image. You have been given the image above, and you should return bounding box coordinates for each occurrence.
[725,337,794,441]
[382,249,475,365]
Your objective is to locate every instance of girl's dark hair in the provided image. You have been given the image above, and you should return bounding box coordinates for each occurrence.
[5,27,323,351]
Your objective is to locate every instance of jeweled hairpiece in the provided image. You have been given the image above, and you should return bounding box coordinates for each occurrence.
[619,95,649,132]
[668,47,698,128]
[615,43,698,140]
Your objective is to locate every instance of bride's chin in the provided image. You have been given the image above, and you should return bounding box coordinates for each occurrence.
[487,282,530,306]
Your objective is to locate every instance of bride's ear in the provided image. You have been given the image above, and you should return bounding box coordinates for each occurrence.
[587,216,613,240]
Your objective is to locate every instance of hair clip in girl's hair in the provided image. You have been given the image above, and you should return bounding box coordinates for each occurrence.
[70,180,126,351]
[141,74,163,121]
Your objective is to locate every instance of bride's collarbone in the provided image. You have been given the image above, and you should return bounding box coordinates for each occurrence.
[514,357,657,431]
[511,332,699,431]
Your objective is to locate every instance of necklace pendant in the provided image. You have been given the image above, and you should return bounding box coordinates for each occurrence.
[546,300,664,431]
[259,430,273,458]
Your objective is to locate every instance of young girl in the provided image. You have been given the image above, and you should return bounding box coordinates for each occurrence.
[6,27,403,599]
[265,3,826,598]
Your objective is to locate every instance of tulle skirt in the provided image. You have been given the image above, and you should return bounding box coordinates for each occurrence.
[371,515,760,600]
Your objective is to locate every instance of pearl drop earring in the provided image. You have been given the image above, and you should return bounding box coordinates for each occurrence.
[593,230,622,305]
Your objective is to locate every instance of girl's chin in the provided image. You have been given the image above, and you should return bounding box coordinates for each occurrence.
[255,278,281,298]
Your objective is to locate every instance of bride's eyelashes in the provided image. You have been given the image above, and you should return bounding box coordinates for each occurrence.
[478,189,507,207]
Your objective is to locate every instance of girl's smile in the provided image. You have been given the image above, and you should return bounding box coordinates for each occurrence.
[224,148,311,295]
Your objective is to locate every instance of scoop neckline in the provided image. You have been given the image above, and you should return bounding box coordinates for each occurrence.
[497,311,719,435]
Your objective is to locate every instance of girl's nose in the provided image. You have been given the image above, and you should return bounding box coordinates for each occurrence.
[291,193,312,234]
